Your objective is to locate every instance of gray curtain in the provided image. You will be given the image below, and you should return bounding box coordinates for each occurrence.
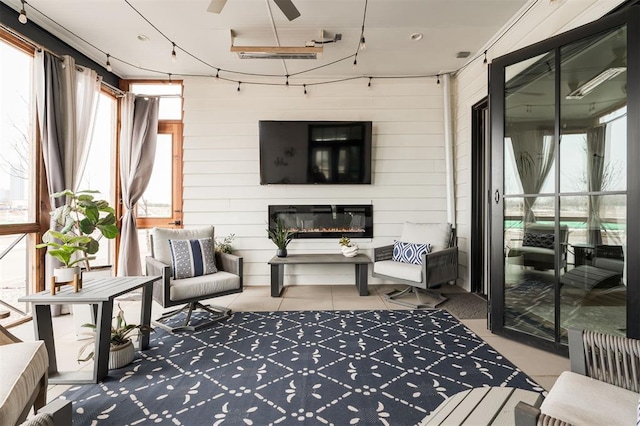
[509,128,555,224]
[117,94,159,276]
[586,126,606,245]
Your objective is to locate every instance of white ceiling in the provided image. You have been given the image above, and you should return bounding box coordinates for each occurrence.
[1,0,532,82]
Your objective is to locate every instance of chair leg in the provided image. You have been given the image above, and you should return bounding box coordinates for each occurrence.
[153,302,232,333]
[384,286,447,309]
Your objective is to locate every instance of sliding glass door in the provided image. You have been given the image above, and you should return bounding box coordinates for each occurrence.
[490,9,637,351]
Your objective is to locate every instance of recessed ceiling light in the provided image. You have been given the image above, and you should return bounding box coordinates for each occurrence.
[410,32,423,41]
[137,34,150,42]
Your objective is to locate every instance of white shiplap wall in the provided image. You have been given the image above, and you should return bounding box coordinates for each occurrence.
[452,0,627,291]
[182,77,448,287]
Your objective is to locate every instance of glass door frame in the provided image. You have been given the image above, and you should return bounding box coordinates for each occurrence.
[489,6,640,352]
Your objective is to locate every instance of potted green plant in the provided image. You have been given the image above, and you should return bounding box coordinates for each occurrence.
[77,304,153,369]
[339,236,359,257]
[215,233,236,254]
[36,189,119,282]
[267,220,295,257]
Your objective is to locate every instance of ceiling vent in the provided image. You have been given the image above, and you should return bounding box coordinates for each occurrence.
[230,46,323,59]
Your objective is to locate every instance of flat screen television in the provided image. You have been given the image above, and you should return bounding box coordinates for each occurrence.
[259,120,372,184]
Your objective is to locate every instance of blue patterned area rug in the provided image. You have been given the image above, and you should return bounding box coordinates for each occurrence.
[60,310,543,425]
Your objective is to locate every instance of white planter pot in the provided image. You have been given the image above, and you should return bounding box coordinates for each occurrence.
[341,244,359,257]
[109,340,135,369]
[53,266,80,283]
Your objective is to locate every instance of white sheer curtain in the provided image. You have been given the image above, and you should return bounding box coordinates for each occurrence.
[586,126,606,245]
[117,94,159,276]
[509,128,555,224]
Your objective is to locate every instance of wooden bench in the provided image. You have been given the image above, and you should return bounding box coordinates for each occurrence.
[420,387,542,425]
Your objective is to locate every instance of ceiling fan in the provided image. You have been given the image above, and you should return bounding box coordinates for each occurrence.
[207,0,301,21]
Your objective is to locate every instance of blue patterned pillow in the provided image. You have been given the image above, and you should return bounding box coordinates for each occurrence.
[392,241,431,265]
[168,237,218,280]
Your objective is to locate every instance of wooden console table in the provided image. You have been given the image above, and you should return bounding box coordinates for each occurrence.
[268,253,371,297]
[19,275,160,384]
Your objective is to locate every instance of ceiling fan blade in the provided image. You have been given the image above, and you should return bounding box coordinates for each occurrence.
[273,0,301,21]
[207,0,228,13]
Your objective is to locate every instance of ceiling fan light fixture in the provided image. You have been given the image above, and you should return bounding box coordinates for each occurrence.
[565,66,626,99]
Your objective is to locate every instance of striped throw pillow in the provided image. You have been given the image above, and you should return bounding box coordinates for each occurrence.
[392,240,431,265]
[168,237,218,279]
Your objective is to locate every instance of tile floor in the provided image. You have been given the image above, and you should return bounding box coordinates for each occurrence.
[10,284,569,407]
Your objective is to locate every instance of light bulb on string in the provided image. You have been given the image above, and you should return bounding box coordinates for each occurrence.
[237,81,241,92]
[483,50,488,64]
[359,36,366,50]
[105,54,113,72]
[368,77,372,87]
[171,43,177,63]
[215,69,220,80]
[436,74,440,85]
[353,56,358,69]
[168,73,172,84]
[303,84,307,95]
[285,75,289,89]
[18,0,27,24]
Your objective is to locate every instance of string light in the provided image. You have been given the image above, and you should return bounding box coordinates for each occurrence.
[215,68,220,79]
[171,42,177,62]
[105,53,113,72]
[353,55,358,69]
[359,35,366,50]
[436,74,440,85]
[483,50,488,64]
[285,75,289,87]
[303,84,307,95]
[237,81,241,92]
[368,77,372,87]
[18,0,28,24]
[168,73,172,83]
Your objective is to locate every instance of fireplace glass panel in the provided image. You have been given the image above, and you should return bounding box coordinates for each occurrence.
[268,205,373,239]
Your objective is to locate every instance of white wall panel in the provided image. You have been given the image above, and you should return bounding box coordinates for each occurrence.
[183,77,448,288]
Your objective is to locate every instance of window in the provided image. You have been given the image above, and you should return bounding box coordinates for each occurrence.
[0,30,38,326]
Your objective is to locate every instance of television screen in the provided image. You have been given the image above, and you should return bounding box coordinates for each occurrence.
[259,121,372,184]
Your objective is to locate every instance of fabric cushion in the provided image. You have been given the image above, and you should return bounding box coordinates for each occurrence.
[400,222,450,252]
[170,271,241,302]
[392,240,431,265]
[373,260,423,283]
[523,232,555,249]
[168,237,217,280]
[152,226,215,276]
[0,341,48,426]
[540,371,639,426]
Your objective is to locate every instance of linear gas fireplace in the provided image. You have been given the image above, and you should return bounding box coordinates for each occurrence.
[268,205,373,239]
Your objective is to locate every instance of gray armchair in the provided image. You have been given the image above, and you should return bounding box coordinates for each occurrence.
[145,226,243,332]
[515,328,640,425]
[507,223,569,271]
[372,222,458,308]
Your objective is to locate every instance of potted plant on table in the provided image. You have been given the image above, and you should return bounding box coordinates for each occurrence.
[339,236,359,257]
[267,220,295,257]
[77,304,153,369]
[36,189,119,285]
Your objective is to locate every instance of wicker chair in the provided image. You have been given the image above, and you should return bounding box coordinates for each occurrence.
[372,222,458,308]
[515,329,640,425]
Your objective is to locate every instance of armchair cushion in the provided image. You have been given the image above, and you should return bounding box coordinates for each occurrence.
[152,226,215,277]
[168,237,217,279]
[373,260,422,283]
[0,341,48,425]
[400,222,451,252]
[392,241,431,265]
[170,271,241,302]
[539,370,638,426]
